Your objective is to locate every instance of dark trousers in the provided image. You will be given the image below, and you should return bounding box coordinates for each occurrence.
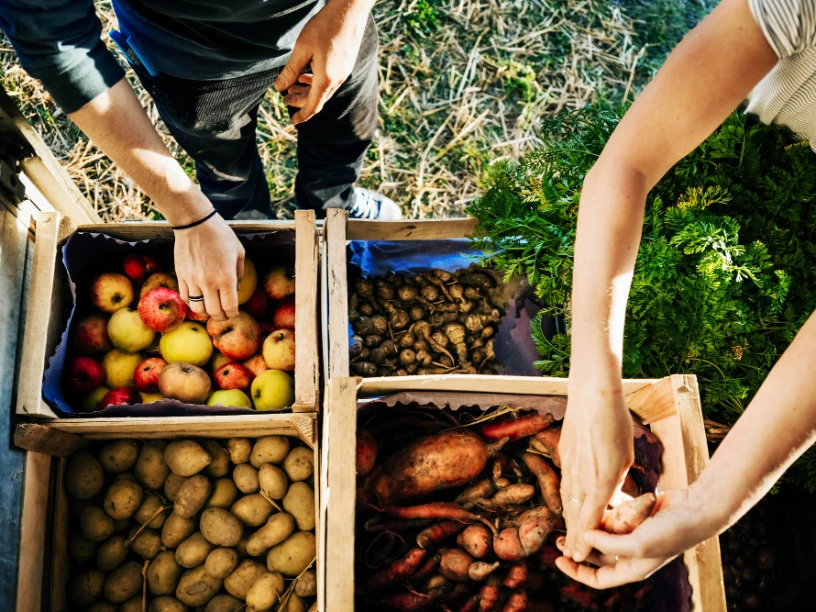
[132,15,379,219]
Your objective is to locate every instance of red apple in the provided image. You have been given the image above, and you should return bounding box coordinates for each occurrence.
[259,321,276,338]
[214,363,253,391]
[138,287,187,332]
[123,253,160,282]
[262,329,296,371]
[133,357,168,393]
[71,315,112,354]
[91,273,134,313]
[100,387,141,409]
[243,288,269,320]
[272,299,295,330]
[187,309,210,323]
[66,356,104,393]
[263,265,295,301]
[206,312,261,360]
[243,354,269,378]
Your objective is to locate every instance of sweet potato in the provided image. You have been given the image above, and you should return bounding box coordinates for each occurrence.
[367,547,427,591]
[503,589,528,612]
[423,574,450,598]
[479,412,553,442]
[537,545,559,569]
[468,561,500,582]
[478,576,502,612]
[521,452,562,515]
[560,583,596,608]
[417,520,466,549]
[457,525,491,559]
[379,503,497,534]
[601,493,656,535]
[456,479,496,503]
[494,507,554,560]
[356,427,377,477]
[379,592,432,610]
[503,563,527,589]
[530,427,561,467]
[409,553,442,587]
[490,484,535,508]
[440,549,474,582]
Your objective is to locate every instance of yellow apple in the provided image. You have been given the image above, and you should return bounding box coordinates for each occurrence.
[81,386,110,412]
[140,392,164,404]
[139,272,179,299]
[159,322,213,367]
[250,370,294,411]
[107,307,155,352]
[207,389,252,409]
[101,349,142,388]
[237,257,257,305]
[91,273,134,313]
[209,350,236,374]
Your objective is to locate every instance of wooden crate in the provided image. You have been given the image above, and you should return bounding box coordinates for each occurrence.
[16,210,319,418]
[14,414,324,612]
[323,374,727,612]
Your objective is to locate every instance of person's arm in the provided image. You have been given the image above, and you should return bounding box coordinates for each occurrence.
[556,310,816,588]
[560,0,778,563]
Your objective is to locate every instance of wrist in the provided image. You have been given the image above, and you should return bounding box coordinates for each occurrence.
[685,479,732,539]
[155,190,214,227]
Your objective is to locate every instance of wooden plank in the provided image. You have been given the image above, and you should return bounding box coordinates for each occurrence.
[324,377,358,612]
[77,219,295,240]
[294,210,319,412]
[326,209,350,380]
[624,377,677,424]
[13,424,89,457]
[16,451,51,612]
[346,217,480,240]
[50,458,69,612]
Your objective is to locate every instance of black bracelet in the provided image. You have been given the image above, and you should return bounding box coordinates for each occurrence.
[172,209,218,231]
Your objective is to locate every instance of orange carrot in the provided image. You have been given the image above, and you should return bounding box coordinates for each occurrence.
[601,493,656,535]
[367,547,427,591]
[379,503,497,535]
[531,426,561,467]
[479,412,554,442]
[379,592,433,610]
[503,562,527,589]
[521,452,562,515]
[417,520,467,549]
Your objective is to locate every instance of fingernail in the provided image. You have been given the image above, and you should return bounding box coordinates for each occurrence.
[557,536,566,546]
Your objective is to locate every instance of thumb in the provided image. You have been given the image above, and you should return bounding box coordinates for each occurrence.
[275,46,311,92]
[584,530,645,558]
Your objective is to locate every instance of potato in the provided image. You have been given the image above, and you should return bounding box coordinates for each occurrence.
[165,439,212,476]
[175,531,214,568]
[174,474,211,518]
[279,593,306,612]
[233,463,260,494]
[250,436,290,467]
[245,571,285,611]
[295,570,317,597]
[206,594,244,612]
[149,596,187,612]
[176,565,222,606]
[282,482,315,531]
[202,439,230,478]
[98,440,139,474]
[226,438,252,464]
[205,547,240,579]
[235,534,250,557]
[258,464,288,500]
[246,513,296,556]
[103,478,144,519]
[266,532,316,576]
[68,569,105,605]
[134,492,169,529]
[96,534,128,571]
[104,561,143,603]
[70,496,97,518]
[80,506,115,541]
[114,471,137,482]
[68,532,98,562]
[87,601,117,612]
[147,550,183,596]
[162,512,197,548]
[129,526,164,559]
[200,507,243,546]
[66,451,104,500]
[206,477,239,509]
[230,493,273,527]
[283,447,314,482]
[223,559,266,599]
[120,596,142,612]
[164,473,188,501]
[136,440,170,489]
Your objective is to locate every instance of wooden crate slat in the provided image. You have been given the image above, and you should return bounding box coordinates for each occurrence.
[14,423,88,457]
[294,209,319,411]
[16,451,51,612]
[326,210,349,380]
[346,217,479,240]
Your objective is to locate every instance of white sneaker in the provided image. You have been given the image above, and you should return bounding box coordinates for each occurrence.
[348,188,402,220]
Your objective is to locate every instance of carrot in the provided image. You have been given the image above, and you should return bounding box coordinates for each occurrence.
[478,576,502,612]
[409,552,443,587]
[502,589,528,612]
[379,592,433,610]
[457,479,496,502]
[502,562,527,589]
[357,427,378,477]
[468,561,500,581]
[378,503,497,535]
[417,520,467,549]
[367,547,427,591]
[479,412,554,442]
[530,426,561,467]
[601,493,656,535]
[457,524,492,558]
[440,548,474,582]
[521,452,562,515]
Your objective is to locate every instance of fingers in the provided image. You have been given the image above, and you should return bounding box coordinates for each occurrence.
[185,281,207,318]
[203,285,226,322]
[291,74,334,125]
[555,555,631,590]
[556,537,618,567]
[569,493,607,563]
[220,285,240,320]
[274,45,311,93]
[283,84,312,108]
[178,277,190,303]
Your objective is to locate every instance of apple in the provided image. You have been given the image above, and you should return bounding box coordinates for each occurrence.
[206,312,260,360]
[138,287,187,332]
[262,329,295,371]
[237,257,258,305]
[133,357,168,392]
[187,309,210,323]
[81,386,110,412]
[158,362,212,404]
[250,370,294,411]
[107,307,155,352]
[65,356,104,393]
[214,363,253,391]
[207,389,252,409]
[140,392,164,404]
[258,321,276,338]
[91,273,134,313]
[243,354,269,378]
[159,322,213,367]
[272,299,296,330]
[140,272,179,299]
[123,253,160,282]
[263,265,295,301]
[243,287,268,320]
[209,351,236,374]
[100,387,142,409]
[101,349,143,388]
[71,315,112,354]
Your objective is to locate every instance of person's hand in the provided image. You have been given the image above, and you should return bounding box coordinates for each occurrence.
[174,213,245,322]
[555,488,717,589]
[273,0,371,124]
[560,380,634,563]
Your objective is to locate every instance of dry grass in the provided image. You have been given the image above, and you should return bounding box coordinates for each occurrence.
[1,0,674,221]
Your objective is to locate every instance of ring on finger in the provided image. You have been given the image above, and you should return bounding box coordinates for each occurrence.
[188,295,204,302]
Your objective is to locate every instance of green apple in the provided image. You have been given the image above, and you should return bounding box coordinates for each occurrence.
[101,349,142,388]
[250,370,294,411]
[81,386,110,412]
[107,307,155,352]
[207,389,252,409]
[159,321,213,366]
[140,392,164,404]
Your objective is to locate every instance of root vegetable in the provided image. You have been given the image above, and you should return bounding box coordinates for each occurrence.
[601,493,657,534]
[249,438,290,466]
[245,572,285,611]
[223,559,266,599]
[355,278,374,299]
[231,493,273,527]
[457,479,496,503]
[351,361,377,376]
[530,427,561,467]
[560,583,595,608]
[66,451,105,500]
[440,548,473,582]
[494,507,554,560]
[367,547,427,590]
[295,570,317,597]
[412,321,454,364]
[410,305,426,321]
[420,285,439,301]
[521,452,562,515]
[161,513,196,549]
[468,561,500,581]
[258,464,288,499]
[622,472,640,497]
[174,475,211,518]
[503,563,527,589]
[380,503,496,535]
[457,525,491,558]
[537,545,559,568]
[398,285,419,301]
[410,552,443,586]
[283,481,315,530]
[490,484,535,507]
[164,440,212,477]
[400,348,417,365]
[350,335,364,358]
[478,576,502,612]
[356,427,378,477]
[417,520,467,549]
[379,592,432,610]
[226,438,252,464]
[176,532,214,568]
[246,512,296,556]
[233,463,260,493]
[266,531,315,576]
[479,412,553,442]
[444,322,476,373]
[176,565,222,606]
[503,589,528,612]
[399,332,416,348]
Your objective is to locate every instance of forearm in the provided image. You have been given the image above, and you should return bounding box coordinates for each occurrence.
[68,78,211,226]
